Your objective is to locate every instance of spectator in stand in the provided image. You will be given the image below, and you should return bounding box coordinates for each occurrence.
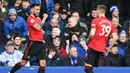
[124,27,130,66]
[86,9,97,33]
[44,18,59,37]
[0,0,8,46]
[54,2,60,12]
[71,33,87,61]
[52,36,67,58]
[110,6,124,25]
[17,0,30,20]
[59,9,68,32]
[45,27,61,48]
[8,0,15,7]
[64,17,87,41]
[104,44,124,66]
[0,0,8,21]
[46,46,63,66]
[122,19,130,32]
[0,41,30,66]
[112,17,122,34]
[63,45,84,66]
[52,11,60,20]
[71,11,88,32]
[59,0,89,23]
[46,0,54,22]
[14,0,23,12]
[3,8,28,39]
[12,35,27,53]
[117,30,128,56]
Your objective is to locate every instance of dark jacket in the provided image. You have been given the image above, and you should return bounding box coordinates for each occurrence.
[124,40,130,66]
[59,0,89,17]
[104,52,124,66]
[117,40,128,56]
[16,7,30,20]
[63,55,84,66]
[64,24,87,40]
[47,54,63,66]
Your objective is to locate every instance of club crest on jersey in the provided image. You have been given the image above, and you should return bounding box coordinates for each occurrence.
[30,19,35,23]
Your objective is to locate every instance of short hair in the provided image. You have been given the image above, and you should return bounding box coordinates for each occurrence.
[52,11,59,15]
[52,27,61,35]
[71,11,79,16]
[30,3,39,9]
[97,5,107,13]
[13,35,21,40]
[69,17,78,24]
[68,45,76,52]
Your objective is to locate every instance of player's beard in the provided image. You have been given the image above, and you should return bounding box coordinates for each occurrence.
[33,13,38,17]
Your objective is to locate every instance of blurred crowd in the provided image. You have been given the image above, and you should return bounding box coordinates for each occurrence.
[0,0,130,67]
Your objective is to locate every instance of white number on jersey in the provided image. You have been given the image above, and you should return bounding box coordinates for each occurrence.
[99,25,111,37]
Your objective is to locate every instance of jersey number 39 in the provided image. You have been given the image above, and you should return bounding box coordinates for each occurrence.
[99,25,111,37]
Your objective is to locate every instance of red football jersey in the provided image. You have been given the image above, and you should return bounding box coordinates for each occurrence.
[27,16,43,42]
[88,16,116,52]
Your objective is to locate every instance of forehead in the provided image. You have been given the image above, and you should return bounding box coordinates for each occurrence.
[69,18,75,21]
[72,12,79,15]
[22,1,29,4]
[15,37,21,39]
[34,6,40,9]
[92,10,97,12]
[9,14,16,16]
[51,19,57,22]
[53,38,60,41]
[71,47,76,51]
[120,33,126,36]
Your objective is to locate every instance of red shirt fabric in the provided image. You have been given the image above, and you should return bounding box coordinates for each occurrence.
[59,47,67,58]
[27,16,43,42]
[88,17,116,52]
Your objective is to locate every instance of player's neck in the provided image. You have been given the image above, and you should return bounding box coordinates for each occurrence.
[98,14,105,18]
[30,14,35,18]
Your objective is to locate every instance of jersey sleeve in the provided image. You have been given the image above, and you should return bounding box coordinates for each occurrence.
[91,19,97,29]
[111,23,116,34]
[27,17,36,27]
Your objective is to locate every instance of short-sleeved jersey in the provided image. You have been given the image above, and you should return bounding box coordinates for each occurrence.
[88,16,116,52]
[27,16,43,42]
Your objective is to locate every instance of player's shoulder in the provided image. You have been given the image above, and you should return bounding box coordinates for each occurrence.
[27,16,34,21]
[92,18,99,21]
[27,16,35,23]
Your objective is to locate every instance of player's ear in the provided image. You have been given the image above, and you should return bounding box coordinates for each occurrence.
[31,8,33,13]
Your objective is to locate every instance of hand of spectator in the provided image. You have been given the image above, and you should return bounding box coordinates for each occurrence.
[7,35,11,39]
[48,53,53,59]
[48,51,56,59]
[67,11,71,16]
[87,13,90,17]
[21,38,26,42]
